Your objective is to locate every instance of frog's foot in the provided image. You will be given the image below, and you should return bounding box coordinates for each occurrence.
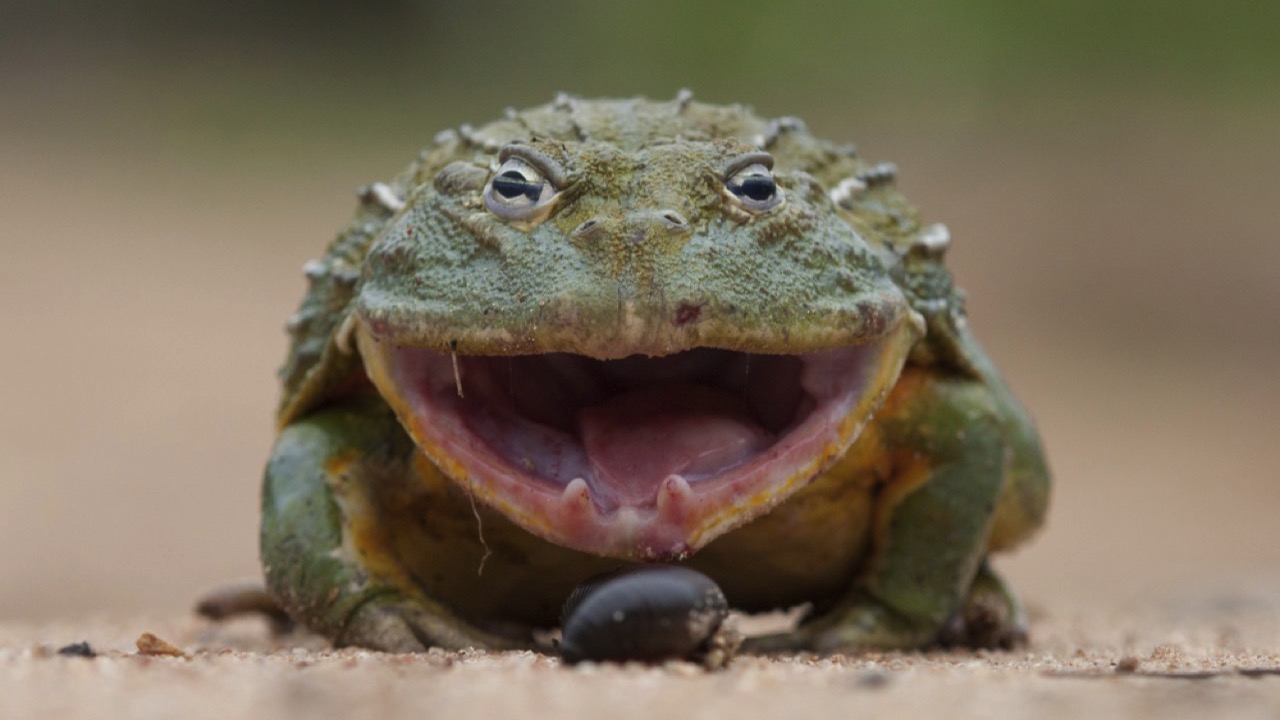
[744,564,1029,654]
[262,403,532,653]
[936,562,1028,650]
[338,590,527,653]
[742,598,939,654]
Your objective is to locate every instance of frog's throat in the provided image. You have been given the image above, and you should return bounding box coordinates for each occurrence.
[357,317,920,560]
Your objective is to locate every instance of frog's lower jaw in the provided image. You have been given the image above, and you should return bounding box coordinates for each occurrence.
[358,324,917,560]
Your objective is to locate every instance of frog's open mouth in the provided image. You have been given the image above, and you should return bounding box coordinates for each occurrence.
[359,331,916,559]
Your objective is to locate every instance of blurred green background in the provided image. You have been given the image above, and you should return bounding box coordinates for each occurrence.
[2,1,1277,621]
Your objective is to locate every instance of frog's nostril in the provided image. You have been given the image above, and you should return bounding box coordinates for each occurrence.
[573,218,605,239]
[660,210,689,230]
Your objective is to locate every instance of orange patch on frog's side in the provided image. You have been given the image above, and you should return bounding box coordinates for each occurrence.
[322,449,423,596]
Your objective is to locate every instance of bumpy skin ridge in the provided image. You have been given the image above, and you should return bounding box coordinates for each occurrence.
[277,177,410,425]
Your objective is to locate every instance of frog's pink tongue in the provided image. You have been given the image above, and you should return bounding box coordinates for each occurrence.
[577,384,771,507]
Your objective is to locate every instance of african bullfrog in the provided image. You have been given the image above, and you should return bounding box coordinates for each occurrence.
[260,92,1050,653]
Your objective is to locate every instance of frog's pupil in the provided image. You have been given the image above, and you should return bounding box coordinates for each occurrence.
[733,175,776,202]
[493,171,542,201]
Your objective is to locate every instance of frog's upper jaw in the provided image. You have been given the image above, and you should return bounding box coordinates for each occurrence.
[357,312,920,560]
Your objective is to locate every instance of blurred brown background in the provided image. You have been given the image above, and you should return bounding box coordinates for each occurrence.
[2,1,1277,622]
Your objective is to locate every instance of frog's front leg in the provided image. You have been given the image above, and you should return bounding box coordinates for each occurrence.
[260,400,523,652]
[749,368,1037,652]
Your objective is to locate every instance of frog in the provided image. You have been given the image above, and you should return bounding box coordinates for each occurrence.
[259,92,1050,654]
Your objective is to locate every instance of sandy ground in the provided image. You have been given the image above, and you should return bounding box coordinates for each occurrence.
[4,595,1280,720]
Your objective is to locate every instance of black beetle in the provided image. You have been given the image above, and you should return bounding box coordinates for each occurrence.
[559,565,730,664]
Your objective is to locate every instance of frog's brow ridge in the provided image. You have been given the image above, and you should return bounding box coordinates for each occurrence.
[498,144,571,188]
[721,151,775,177]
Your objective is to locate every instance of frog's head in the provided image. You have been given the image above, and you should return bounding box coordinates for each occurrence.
[354,100,922,559]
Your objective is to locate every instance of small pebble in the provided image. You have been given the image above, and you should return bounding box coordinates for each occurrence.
[56,641,95,658]
[136,632,188,658]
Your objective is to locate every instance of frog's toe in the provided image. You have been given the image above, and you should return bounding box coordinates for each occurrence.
[936,598,1026,650]
[337,598,433,653]
[740,628,814,654]
[196,583,295,635]
[336,593,530,653]
[807,603,939,653]
[742,602,938,654]
[936,563,1028,650]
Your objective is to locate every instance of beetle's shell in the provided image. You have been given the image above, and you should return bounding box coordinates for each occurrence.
[560,566,729,664]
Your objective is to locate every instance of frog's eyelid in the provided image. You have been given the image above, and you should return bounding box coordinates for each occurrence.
[721,151,775,178]
[497,144,570,188]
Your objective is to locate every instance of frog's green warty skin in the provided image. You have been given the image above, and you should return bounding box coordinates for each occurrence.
[261,93,1050,656]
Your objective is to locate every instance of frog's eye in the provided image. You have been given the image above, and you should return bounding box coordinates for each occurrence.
[724,155,783,213]
[484,155,560,223]
[492,165,543,203]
